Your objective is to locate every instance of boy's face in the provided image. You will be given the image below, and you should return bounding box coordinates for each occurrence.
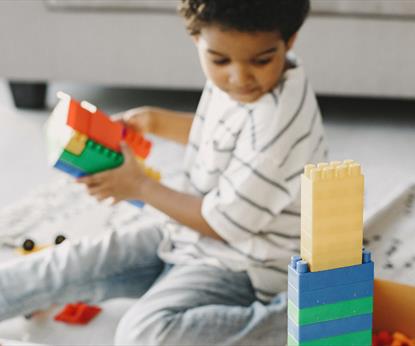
[194,26,296,103]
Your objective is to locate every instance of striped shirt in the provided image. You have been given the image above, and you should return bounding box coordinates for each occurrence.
[158,54,328,302]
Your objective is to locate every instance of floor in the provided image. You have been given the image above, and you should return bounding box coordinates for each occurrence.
[0,79,414,344]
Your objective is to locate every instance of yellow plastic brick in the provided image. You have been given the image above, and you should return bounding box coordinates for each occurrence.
[135,157,161,181]
[65,131,88,155]
[300,160,364,272]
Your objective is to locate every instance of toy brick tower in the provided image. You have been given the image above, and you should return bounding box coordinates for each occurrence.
[288,161,374,345]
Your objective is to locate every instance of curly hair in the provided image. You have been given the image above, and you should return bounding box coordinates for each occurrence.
[178,0,310,42]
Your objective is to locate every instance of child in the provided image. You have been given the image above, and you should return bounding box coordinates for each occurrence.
[0,0,327,344]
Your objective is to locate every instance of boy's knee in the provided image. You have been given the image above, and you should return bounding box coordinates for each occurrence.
[114,305,179,346]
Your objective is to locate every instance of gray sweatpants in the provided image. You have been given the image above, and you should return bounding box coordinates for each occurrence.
[0,226,287,345]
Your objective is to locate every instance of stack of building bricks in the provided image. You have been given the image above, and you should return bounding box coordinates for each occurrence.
[288,161,374,346]
[47,92,160,207]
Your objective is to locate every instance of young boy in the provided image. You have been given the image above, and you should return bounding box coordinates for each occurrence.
[0,0,327,344]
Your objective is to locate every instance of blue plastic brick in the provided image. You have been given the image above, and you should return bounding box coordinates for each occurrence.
[289,280,374,308]
[288,313,372,341]
[55,159,87,178]
[288,261,374,292]
[128,200,145,208]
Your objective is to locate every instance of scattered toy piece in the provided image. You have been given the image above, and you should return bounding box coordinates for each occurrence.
[54,302,102,325]
[378,330,393,345]
[373,331,415,346]
[22,238,35,251]
[16,244,49,256]
[54,234,66,245]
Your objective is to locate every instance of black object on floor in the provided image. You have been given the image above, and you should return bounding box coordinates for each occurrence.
[9,81,48,109]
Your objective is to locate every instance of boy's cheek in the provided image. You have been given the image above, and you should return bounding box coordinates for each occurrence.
[199,55,222,83]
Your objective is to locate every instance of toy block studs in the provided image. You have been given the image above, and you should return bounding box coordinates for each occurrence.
[124,128,152,159]
[67,99,92,135]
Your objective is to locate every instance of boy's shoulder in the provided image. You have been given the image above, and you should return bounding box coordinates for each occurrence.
[238,58,319,153]
[250,56,310,118]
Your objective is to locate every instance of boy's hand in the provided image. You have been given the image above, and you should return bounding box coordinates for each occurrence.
[112,106,159,134]
[77,142,150,205]
[113,106,193,145]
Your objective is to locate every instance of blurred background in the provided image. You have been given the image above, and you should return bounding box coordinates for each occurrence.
[0,0,414,208]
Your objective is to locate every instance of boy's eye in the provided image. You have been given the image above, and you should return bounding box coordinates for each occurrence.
[212,58,230,66]
[253,58,272,66]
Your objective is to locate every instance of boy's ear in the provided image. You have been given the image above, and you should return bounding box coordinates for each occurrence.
[286,32,298,51]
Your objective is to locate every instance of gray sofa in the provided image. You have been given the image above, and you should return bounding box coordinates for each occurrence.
[1,0,415,107]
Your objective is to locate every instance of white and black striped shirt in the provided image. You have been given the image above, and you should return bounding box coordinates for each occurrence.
[158,55,328,302]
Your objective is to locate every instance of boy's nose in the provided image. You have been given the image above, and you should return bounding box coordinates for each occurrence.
[228,64,253,87]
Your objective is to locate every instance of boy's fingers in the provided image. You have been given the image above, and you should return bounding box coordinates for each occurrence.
[121,141,135,163]
[77,176,95,186]
[77,176,91,185]
[112,114,128,125]
[111,112,124,121]
[112,109,137,124]
[110,198,121,206]
[87,185,107,195]
[77,172,110,186]
[88,187,112,202]
[122,109,139,122]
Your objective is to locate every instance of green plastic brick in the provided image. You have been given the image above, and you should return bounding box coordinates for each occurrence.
[287,329,372,346]
[59,139,124,174]
[288,296,373,325]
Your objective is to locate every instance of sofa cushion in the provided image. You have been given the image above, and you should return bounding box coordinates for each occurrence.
[45,0,178,12]
[45,0,415,18]
[311,0,415,18]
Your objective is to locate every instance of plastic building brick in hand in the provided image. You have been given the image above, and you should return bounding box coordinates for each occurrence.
[45,92,160,208]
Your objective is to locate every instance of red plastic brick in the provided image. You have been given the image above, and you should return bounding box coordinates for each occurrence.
[89,110,123,152]
[67,99,91,134]
[124,128,152,159]
[65,96,152,157]
[378,330,393,345]
[54,302,102,325]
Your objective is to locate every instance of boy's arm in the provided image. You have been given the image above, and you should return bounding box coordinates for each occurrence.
[78,143,223,241]
[121,107,194,145]
[152,108,194,145]
[141,178,223,241]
